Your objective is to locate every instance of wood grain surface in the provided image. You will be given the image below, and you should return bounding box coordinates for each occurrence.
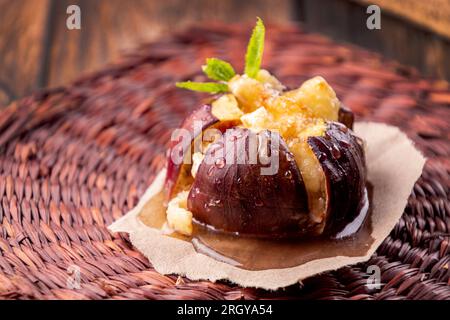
[355,0,450,39]
[0,0,52,106]
[296,0,450,82]
[0,0,291,107]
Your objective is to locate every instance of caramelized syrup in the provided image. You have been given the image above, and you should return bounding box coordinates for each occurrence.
[139,186,373,270]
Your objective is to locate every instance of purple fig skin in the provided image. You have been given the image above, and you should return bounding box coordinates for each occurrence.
[338,105,354,129]
[165,105,219,199]
[307,122,366,235]
[187,128,311,238]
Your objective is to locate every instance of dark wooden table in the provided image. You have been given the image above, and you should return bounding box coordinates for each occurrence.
[1,0,449,107]
[0,0,291,107]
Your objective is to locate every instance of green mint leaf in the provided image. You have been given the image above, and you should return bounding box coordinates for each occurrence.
[202,58,236,81]
[176,81,229,93]
[244,17,265,78]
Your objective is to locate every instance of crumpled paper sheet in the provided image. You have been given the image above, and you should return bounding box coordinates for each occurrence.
[109,122,426,290]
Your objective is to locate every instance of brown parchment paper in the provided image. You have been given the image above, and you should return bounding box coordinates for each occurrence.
[109,122,426,290]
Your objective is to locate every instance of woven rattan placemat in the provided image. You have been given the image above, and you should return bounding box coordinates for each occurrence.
[0,24,448,300]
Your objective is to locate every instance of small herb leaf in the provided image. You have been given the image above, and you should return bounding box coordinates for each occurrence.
[202,58,236,81]
[175,81,229,93]
[244,17,265,79]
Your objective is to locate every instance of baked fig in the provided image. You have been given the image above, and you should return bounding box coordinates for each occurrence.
[338,104,354,129]
[167,18,367,238]
[165,95,243,198]
[187,128,310,237]
[186,123,366,237]
[308,122,366,234]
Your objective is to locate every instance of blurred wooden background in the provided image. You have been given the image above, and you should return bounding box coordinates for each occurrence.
[0,0,449,107]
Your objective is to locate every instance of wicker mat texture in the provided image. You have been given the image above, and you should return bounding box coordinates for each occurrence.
[0,24,449,300]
